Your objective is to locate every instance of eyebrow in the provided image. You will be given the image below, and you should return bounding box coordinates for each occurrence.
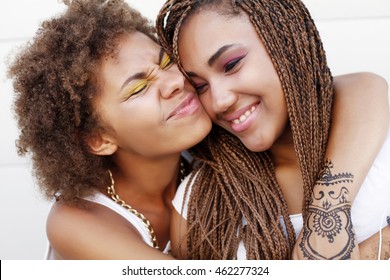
[208,44,234,67]
[118,48,165,93]
[186,44,236,78]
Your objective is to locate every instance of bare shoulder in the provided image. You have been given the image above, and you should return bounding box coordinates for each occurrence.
[46,200,136,259]
[47,200,172,259]
[332,72,389,126]
[333,72,388,96]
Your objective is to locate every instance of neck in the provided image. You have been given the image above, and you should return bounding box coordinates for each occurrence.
[109,153,182,205]
[269,124,299,167]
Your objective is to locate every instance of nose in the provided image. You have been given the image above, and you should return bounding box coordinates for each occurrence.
[159,65,186,99]
[210,83,238,114]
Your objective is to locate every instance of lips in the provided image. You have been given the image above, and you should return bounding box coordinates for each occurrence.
[223,102,259,122]
[222,102,260,133]
[231,105,257,124]
[167,92,200,120]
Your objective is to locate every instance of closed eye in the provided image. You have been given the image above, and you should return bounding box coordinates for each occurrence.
[224,55,245,73]
[123,80,149,101]
[194,82,208,95]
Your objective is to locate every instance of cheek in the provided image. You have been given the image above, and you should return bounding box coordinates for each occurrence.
[199,94,216,120]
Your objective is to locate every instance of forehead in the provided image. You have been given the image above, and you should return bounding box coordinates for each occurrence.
[178,11,255,64]
[98,32,160,77]
[110,32,160,66]
[96,32,161,95]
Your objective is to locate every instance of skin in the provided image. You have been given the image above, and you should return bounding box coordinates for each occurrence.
[46,32,212,259]
[46,12,389,260]
[180,14,287,153]
[173,10,389,259]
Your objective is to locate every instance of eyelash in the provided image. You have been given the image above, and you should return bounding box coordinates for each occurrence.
[194,83,207,95]
[194,55,245,94]
[124,80,149,101]
[123,53,173,101]
[224,56,244,73]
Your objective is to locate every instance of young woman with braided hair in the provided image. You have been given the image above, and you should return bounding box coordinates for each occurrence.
[8,0,387,260]
[7,0,213,259]
[156,0,390,259]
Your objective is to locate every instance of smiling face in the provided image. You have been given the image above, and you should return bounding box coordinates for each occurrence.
[178,10,289,152]
[93,32,211,158]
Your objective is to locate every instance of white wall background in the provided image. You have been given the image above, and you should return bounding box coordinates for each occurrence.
[0,0,389,260]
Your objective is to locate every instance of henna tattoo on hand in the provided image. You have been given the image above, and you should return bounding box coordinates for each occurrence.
[299,159,357,259]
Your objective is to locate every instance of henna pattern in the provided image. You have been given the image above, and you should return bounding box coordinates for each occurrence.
[300,205,356,259]
[299,159,356,259]
[312,207,342,243]
[317,159,354,186]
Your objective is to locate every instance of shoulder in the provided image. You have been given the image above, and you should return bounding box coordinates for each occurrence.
[332,72,389,129]
[333,72,388,95]
[46,199,150,259]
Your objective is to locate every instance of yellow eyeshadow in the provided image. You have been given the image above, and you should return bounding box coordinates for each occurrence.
[160,53,172,69]
[125,80,149,98]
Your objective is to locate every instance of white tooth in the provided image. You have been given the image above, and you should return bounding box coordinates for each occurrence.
[232,106,257,125]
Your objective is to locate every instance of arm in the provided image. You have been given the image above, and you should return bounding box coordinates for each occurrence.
[47,201,174,260]
[293,72,389,259]
[359,225,390,259]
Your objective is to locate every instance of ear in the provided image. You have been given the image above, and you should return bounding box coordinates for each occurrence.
[87,130,118,156]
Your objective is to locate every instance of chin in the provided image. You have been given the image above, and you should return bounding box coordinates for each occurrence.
[189,122,212,146]
[241,137,271,153]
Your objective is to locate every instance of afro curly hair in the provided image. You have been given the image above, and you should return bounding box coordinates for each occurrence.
[7,0,156,205]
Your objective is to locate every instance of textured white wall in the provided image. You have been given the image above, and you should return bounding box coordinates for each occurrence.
[0,0,389,259]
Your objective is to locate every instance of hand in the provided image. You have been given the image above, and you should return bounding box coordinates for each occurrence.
[292,159,360,259]
[292,207,360,259]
